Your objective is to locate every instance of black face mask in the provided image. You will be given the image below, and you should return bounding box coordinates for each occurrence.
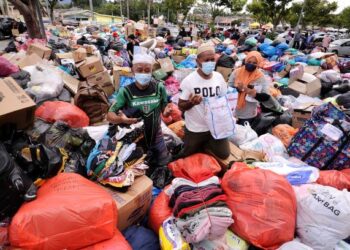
[245,63,257,72]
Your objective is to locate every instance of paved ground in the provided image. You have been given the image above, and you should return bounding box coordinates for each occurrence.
[0,39,10,51]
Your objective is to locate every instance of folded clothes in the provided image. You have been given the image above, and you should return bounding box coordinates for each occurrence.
[166,176,220,196]
[175,194,227,217]
[180,202,227,218]
[176,207,234,243]
[172,186,223,213]
[169,184,221,207]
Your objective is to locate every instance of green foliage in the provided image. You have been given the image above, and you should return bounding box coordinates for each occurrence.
[95,2,120,16]
[340,7,350,29]
[287,0,337,28]
[72,0,103,9]
[220,0,247,12]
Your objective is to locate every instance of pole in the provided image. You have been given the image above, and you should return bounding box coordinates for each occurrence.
[45,0,51,23]
[289,0,305,48]
[34,0,46,40]
[89,0,94,21]
[120,0,123,21]
[126,0,129,19]
[167,9,169,23]
[147,0,151,26]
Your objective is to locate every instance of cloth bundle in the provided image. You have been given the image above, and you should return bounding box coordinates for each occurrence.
[166,177,234,243]
[87,122,148,188]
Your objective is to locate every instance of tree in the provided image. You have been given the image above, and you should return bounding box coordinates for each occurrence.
[163,0,196,24]
[287,0,337,28]
[340,7,350,29]
[8,0,43,38]
[220,0,247,13]
[247,0,293,28]
[48,0,58,22]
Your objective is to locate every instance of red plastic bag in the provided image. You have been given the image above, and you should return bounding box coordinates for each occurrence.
[222,165,297,249]
[161,103,182,125]
[316,169,350,190]
[9,173,117,250]
[168,120,185,139]
[35,101,89,128]
[80,230,132,250]
[0,56,19,77]
[148,189,172,234]
[168,153,221,183]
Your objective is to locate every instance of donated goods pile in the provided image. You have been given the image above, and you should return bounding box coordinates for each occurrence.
[1,21,350,250]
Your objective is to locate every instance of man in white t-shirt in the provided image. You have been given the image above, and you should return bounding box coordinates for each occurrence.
[178,43,230,159]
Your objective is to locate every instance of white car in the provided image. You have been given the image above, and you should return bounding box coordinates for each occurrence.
[328,39,350,56]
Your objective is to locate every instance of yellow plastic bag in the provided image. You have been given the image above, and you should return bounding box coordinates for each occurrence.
[159,217,190,250]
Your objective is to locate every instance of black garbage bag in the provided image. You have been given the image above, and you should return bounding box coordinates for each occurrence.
[9,70,31,89]
[77,36,90,46]
[64,152,87,176]
[216,54,236,68]
[149,166,173,189]
[26,119,52,142]
[273,110,293,126]
[4,40,18,53]
[0,142,37,221]
[336,92,350,109]
[251,113,276,136]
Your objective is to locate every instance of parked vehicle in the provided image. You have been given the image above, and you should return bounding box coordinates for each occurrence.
[328,39,350,56]
[0,17,26,40]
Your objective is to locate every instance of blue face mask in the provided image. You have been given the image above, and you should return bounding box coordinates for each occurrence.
[201,61,216,75]
[135,73,152,86]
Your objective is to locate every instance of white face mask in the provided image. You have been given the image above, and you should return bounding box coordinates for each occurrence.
[201,61,216,75]
[135,73,152,86]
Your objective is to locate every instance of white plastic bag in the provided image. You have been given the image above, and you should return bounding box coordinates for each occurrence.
[252,161,319,185]
[204,95,236,139]
[319,69,342,83]
[294,184,350,250]
[229,122,258,146]
[240,133,288,161]
[24,65,64,103]
[278,238,313,250]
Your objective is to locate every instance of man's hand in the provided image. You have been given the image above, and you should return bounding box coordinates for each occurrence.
[118,111,138,124]
[163,104,173,117]
[243,87,257,97]
[189,94,202,106]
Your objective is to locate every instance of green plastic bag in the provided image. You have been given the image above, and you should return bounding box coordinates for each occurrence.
[245,37,257,47]
[307,58,321,66]
[153,69,168,80]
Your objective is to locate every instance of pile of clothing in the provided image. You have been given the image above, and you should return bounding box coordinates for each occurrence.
[166,176,233,243]
[87,121,148,188]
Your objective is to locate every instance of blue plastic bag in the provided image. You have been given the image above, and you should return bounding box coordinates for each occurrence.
[258,43,270,51]
[262,46,277,57]
[295,56,308,63]
[179,54,197,68]
[276,42,289,51]
[120,76,135,88]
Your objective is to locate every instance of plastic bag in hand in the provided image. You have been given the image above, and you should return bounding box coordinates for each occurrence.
[229,122,258,146]
[23,65,64,103]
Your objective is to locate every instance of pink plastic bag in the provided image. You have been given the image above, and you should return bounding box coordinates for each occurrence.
[0,56,19,77]
[164,76,180,96]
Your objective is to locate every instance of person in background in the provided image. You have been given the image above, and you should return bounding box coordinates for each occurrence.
[179,27,187,38]
[228,51,270,126]
[231,29,240,41]
[237,33,247,46]
[293,31,301,49]
[126,34,139,64]
[322,33,332,52]
[178,43,230,159]
[257,30,266,44]
[107,54,172,167]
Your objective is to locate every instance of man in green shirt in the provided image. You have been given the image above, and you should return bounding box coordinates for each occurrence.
[107,53,172,166]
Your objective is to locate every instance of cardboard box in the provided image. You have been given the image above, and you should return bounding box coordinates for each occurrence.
[113,66,134,90]
[87,69,115,96]
[56,52,73,60]
[172,55,186,64]
[216,66,232,82]
[0,77,36,129]
[72,48,87,63]
[3,53,43,68]
[158,57,175,73]
[288,64,304,84]
[83,45,95,54]
[60,70,80,94]
[304,66,321,75]
[27,43,52,60]
[292,105,315,128]
[288,73,321,97]
[183,37,191,42]
[11,29,19,36]
[103,176,153,231]
[76,56,104,78]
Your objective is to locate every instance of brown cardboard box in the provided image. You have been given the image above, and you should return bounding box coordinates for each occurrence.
[83,45,95,54]
[103,176,153,231]
[76,56,104,78]
[87,69,115,96]
[183,37,191,42]
[304,66,321,75]
[56,52,73,60]
[125,23,135,37]
[288,73,321,97]
[3,53,43,68]
[0,77,36,129]
[72,48,87,63]
[60,70,80,94]
[292,105,315,128]
[216,66,233,82]
[288,64,304,84]
[113,66,134,90]
[11,29,19,36]
[172,55,186,64]
[27,43,52,60]
[158,57,175,73]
